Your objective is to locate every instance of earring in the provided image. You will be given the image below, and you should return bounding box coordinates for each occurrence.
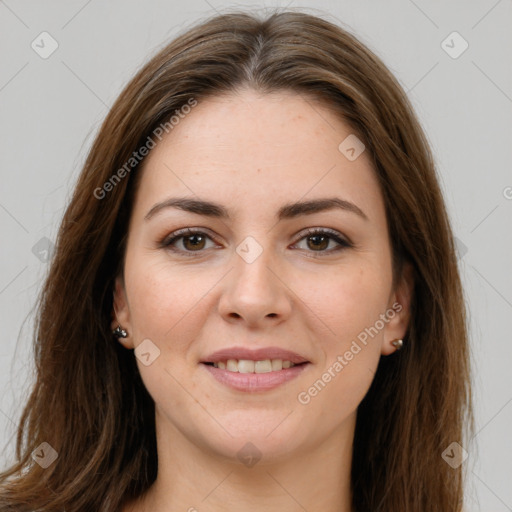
[113,325,128,338]
[391,338,403,350]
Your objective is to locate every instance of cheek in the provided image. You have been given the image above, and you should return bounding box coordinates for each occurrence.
[296,261,392,344]
[294,262,389,396]
[294,267,387,425]
[123,258,211,409]
[124,254,207,346]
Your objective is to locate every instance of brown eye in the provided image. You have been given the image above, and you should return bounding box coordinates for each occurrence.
[181,233,207,251]
[161,229,217,255]
[293,228,352,254]
[306,234,330,251]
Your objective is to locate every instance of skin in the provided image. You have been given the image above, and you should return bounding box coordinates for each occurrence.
[114,88,412,512]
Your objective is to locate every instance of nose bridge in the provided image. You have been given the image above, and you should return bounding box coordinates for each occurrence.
[233,234,278,298]
[219,234,291,322]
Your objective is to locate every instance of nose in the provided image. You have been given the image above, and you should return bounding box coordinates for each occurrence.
[217,242,292,328]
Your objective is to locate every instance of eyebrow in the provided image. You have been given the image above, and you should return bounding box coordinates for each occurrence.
[144,196,368,222]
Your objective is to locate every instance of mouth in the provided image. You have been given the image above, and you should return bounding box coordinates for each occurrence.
[202,359,305,373]
[200,346,311,392]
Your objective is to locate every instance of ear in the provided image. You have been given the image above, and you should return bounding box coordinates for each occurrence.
[112,275,135,349]
[381,261,414,356]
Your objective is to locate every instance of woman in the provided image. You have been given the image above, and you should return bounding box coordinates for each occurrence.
[0,10,473,512]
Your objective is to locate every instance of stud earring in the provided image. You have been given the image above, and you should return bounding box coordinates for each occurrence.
[113,325,128,338]
[391,338,403,350]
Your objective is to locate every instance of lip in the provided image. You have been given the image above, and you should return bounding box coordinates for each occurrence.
[201,346,309,365]
[200,346,311,392]
[201,363,310,392]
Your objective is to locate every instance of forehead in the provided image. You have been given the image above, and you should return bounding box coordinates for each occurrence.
[133,89,384,223]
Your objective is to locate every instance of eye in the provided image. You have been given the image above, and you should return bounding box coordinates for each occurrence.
[160,228,218,254]
[292,227,352,255]
[160,227,352,257]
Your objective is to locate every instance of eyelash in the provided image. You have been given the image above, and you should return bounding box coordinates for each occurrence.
[159,227,352,258]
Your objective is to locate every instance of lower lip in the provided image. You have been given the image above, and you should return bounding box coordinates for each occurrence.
[201,363,309,392]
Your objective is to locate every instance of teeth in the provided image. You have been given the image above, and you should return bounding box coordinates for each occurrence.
[271,359,283,371]
[211,359,296,373]
[226,359,238,372]
[254,359,272,373]
[238,360,255,373]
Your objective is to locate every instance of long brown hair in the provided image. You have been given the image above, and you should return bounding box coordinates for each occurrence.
[0,10,473,511]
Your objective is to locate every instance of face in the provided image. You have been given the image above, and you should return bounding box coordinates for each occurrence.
[113,88,411,464]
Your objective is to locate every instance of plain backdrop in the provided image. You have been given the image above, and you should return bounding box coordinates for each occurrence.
[1,1,511,510]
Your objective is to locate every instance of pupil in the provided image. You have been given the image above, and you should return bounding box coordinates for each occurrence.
[182,234,330,251]
[309,235,328,250]
[185,234,204,250]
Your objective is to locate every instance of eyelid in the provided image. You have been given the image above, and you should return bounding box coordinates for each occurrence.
[160,226,353,256]
[293,227,353,246]
[290,227,353,256]
[159,227,221,248]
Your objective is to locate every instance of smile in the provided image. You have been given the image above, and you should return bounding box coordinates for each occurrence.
[200,346,311,392]
[208,359,297,373]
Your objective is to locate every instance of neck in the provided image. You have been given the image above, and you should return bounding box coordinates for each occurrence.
[126,410,356,512]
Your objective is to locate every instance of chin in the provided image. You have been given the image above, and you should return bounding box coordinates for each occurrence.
[198,412,312,465]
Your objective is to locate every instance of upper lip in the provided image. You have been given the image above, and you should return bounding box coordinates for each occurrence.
[201,346,310,364]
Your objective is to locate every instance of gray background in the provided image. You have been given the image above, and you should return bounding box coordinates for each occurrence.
[1,1,511,510]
